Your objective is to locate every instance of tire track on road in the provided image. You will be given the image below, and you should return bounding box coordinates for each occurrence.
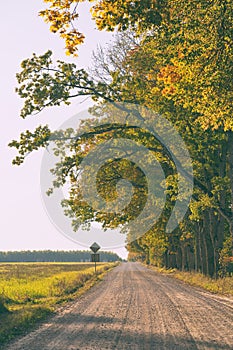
[5,262,233,350]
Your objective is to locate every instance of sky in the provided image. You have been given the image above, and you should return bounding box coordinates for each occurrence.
[1,1,128,259]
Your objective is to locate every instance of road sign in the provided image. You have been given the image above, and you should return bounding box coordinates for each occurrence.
[91,253,100,263]
[90,243,101,273]
[90,242,100,253]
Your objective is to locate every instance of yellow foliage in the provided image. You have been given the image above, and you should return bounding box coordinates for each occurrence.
[40,0,86,56]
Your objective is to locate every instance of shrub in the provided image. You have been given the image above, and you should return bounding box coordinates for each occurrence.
[0,298,10,314]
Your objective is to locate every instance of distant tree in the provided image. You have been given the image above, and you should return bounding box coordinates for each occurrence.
[0,250,121,262]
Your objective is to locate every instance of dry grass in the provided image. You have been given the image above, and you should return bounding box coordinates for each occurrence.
[148,266,233,296]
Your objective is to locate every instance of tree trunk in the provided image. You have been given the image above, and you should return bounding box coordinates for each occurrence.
[228,131,233,254]
[203,211,215,277]
[198,221,205,274]
[195,222,202,272]
[176,246,182,270]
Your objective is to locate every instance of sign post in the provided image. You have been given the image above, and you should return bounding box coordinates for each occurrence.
[90,242,101,273]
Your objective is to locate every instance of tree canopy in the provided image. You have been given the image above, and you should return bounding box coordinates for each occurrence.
[10,0,233,276]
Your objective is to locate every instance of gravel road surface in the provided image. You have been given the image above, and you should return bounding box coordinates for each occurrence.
[5,262,233,350]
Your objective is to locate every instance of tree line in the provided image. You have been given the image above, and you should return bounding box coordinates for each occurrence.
[0,250,121,263]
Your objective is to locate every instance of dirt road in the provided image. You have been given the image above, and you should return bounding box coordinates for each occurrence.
[5,262,233,350]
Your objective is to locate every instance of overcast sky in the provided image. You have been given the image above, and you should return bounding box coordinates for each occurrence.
[1,1,128,259]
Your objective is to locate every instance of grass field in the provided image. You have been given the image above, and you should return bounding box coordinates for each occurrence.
[148,266,233,296]
[0,262,117,348]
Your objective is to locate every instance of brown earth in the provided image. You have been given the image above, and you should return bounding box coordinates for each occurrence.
[5,262,233,350]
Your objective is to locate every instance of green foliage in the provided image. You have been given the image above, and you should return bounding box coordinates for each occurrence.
[219,236,233,275]
[9,125,51,165]
[15,50,109,119]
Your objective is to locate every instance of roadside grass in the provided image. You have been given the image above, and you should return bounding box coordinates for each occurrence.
[147,266,233,296]
[0,262,118,348]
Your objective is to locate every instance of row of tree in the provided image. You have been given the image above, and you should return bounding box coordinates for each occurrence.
[10,0,233,277]
[0,250,121,262]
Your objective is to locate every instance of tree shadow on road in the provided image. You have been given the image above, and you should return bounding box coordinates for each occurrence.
[50,313,231,350]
